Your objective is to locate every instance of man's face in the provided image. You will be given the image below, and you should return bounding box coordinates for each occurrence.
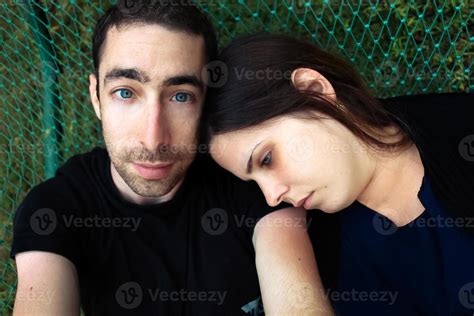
[89,24,206,199]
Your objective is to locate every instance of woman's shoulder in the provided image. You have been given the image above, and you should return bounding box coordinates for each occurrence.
[377,93,473,171]
[378,92,473,110]
[378,93,474,231]
[378,93,473,139]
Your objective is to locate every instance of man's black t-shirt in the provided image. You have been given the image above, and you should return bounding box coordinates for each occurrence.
[10,147,289,315]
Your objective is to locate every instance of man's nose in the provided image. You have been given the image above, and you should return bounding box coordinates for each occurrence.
[141,102,171,153]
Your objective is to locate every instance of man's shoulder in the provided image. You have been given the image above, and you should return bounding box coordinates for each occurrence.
[55,146,107,179]
[188,154,291,235]
[187,154,264,206]
[9,149,106,269]
[189,153,260,195]
[20,147,107,209]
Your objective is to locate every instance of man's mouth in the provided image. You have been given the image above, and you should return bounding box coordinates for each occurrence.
[131,162,174,180]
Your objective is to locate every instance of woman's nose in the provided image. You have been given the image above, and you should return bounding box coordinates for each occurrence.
[259,181,289,207]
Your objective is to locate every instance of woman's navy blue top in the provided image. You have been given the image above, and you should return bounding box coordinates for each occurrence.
[333,174,474,315]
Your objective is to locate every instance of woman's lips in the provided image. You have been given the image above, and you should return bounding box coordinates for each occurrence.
[294,191,314,208]
[303,191,314,209]
[132,162,174,180]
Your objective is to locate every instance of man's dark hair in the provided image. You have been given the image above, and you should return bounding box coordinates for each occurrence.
[92,0,217,77]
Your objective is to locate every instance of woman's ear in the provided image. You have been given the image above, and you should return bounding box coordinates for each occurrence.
[290,68,336,100]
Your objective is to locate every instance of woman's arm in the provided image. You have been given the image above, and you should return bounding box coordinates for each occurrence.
[253,207,334,315]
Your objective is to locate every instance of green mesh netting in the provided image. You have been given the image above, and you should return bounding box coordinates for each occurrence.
[0,0,472,313]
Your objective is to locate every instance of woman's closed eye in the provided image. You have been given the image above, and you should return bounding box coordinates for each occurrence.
[260,151,272,167]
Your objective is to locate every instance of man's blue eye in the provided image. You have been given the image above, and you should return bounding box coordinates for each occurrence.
[116,89,133,99]
[173,92,191,102]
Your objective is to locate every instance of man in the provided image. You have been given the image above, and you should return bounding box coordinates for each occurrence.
[10,1,332,315]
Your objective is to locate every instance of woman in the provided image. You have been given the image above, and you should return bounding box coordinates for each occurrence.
[204,33,474,315]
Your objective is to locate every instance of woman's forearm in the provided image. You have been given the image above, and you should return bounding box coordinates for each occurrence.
[253,207,334,315]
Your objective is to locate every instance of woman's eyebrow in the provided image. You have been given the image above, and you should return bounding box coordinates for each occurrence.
[247,140,264,174]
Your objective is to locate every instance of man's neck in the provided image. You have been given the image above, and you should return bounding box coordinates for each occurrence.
[110,162,183,206]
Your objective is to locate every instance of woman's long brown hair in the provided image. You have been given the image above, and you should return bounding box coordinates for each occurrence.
[204,32,413,155]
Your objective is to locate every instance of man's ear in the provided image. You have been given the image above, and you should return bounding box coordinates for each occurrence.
[290,67,336,101]
[89,73,101,120]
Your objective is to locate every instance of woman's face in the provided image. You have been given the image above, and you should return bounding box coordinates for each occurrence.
[210,113,374,213]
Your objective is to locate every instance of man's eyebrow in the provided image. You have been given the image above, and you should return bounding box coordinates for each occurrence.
[104,68,151,86]
[163,75,205,93]
[246,140,264,175]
